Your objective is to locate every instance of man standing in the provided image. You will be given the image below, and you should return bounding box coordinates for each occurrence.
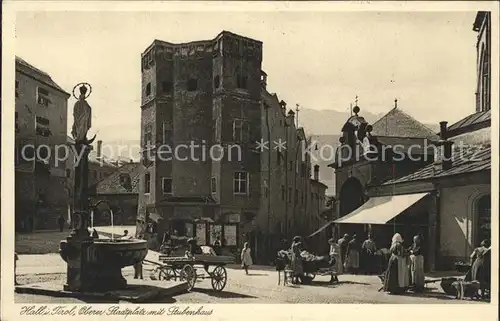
[57,215,65,232]
[133,236,144,280]
[337,234,350,267]
[361,234,377,274]
[213,235,222,255]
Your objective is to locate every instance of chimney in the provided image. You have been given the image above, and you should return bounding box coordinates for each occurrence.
[97,140,103,159]
[287,109,295,128]
[439,121,448,140]
[260,70,267,89]
[435,121,453,171]
[313,164,319,180]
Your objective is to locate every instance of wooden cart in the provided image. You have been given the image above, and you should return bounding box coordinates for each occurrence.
[156,254,235,292]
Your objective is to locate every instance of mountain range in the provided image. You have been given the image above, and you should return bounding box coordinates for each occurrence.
[97,108,440,196]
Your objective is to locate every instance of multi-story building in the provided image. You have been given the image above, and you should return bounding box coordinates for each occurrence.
[473,11,491,113]
[136,31,327,262]
[330,11,491,271]
[15,57,70,231]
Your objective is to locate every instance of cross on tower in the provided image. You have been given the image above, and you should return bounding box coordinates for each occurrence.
[355,95,359,106]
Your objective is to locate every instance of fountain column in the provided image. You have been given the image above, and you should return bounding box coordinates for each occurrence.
[60,83,96,292]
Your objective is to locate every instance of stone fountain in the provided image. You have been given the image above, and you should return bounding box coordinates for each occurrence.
[59,83,148,292]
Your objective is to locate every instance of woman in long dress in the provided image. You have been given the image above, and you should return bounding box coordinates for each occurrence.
[290,237,304,284]
[345,235,360,274]
[241,242,253,275]
[465,239,491,299]
[328,238,342,282]
[383,233,410,294]
[408,235,425,292]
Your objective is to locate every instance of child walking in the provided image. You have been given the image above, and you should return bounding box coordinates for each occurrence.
[241,242,253,275]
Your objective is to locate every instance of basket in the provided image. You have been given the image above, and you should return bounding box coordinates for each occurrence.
[440,277,459,296]
[454,262,471,273]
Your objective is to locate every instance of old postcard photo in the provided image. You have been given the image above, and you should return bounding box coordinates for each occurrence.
[1,1,498,320]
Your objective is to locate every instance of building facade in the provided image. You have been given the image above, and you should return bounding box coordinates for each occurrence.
[473,11,491,113]
[136,31,327,262]
[330,11,491,271]
[89,162,141,227]
[15,57,70,231]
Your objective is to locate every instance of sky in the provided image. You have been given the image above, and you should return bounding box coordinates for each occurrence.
[15,10,479,147]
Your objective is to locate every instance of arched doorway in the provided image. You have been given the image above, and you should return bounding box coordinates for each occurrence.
[339,177,365,216]
[338,177,365,236]
[476,194,491,245]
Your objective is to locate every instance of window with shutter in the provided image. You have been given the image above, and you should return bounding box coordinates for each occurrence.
[36,116,51,136]
[37,87,51,107]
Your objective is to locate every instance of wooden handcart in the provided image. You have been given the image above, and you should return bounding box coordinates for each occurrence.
[155,254,235,292]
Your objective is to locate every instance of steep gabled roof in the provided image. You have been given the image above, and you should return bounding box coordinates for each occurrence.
[15,56,70,97]
[94,162,141,194]
[370,108,439,140]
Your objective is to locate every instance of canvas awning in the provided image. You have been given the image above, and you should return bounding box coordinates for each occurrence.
[308,220,334,238]
[333,192,430,225]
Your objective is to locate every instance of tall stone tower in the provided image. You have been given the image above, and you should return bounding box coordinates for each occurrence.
[138,32,263,238]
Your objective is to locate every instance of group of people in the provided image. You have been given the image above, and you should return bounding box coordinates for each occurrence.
[326,232,426,293]
[335,233,380,275]
[382,233,491,298]
[382,233,425,294]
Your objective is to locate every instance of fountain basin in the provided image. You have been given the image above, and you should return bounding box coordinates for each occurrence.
[60,238,148,292]
[89,239,148,267]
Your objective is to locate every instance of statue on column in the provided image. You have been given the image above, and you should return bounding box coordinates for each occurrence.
[72,84,95,144]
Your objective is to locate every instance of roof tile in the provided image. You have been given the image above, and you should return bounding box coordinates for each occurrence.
[94,162,141,194]
[370,108,439,139]
[16,56,70,96]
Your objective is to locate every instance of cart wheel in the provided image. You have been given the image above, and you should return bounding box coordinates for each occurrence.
[158,267,176,281]
[211,265,227,292]
[180,264,196,292]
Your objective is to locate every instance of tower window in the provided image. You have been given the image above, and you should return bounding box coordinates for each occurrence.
[144,124,153,147]
[214,75,220,89]
[162,81,173,93]
[145,83,151,96]
[187,78,198,91]
[211,177,217,193]
[233,171,248,194]
[162,177,172,194]
[144,173,151,194]
[237,74,248,89]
